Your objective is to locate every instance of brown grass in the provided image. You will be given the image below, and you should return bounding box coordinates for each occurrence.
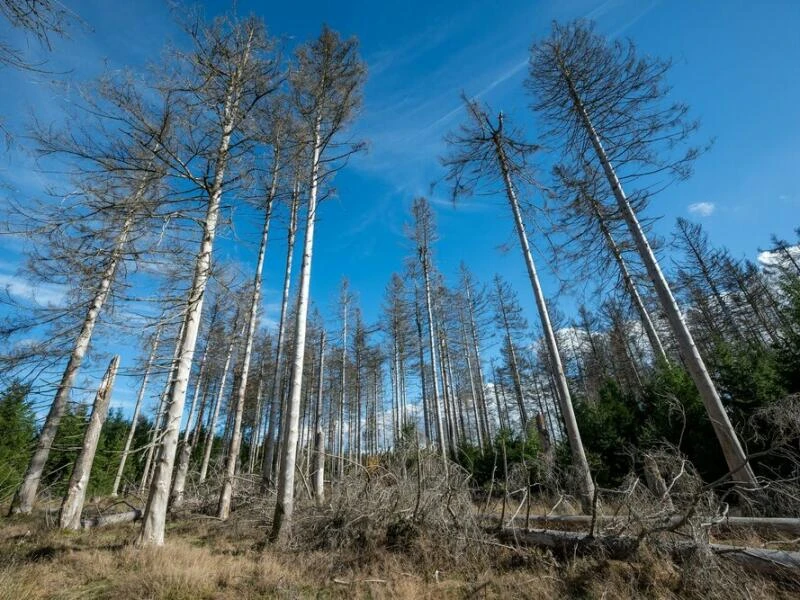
[0,500,797,600]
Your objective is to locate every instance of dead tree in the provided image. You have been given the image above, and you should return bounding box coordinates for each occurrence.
[270,26,365,544]
[527,21,757,486]
[443,99,595,508]
[58,355,120,530]
[138,15,278,546]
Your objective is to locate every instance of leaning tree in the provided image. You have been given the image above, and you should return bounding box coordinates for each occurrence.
[527,20,757,486]
[442,98,595,508]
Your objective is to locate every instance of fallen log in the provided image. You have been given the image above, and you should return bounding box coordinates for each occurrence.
[498,527,638,560]
[499,528,800,577]
[496,514,800,536]
[80,509,142,529]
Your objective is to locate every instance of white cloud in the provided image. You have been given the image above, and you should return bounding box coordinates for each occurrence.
[687,202,715,217]
[0,273,67,306]
[758,245,800,268]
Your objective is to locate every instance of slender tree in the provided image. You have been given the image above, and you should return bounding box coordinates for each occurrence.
[270,26,365,543]
[407,198,448,465]
[138,15,278,546]
[111,324,162,496]
[527,21,757,486]
[443,99,595,507]
[58,355,120,530]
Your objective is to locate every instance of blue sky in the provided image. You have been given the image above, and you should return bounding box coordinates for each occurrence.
[1,0,799,416]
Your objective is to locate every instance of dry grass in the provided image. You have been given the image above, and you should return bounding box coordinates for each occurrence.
[0,505,797,600]
[1,452,798,600]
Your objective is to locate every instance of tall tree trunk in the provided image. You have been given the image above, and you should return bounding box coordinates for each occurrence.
[218,172,276,519]
[247,362,267,473]
[562,72,758,487]
[313,331,326,505]
[11,215,133,515]
[465,287,491,443]
[262,183,299,489]
[199,327,238,483]
[270,118,322,543]
[460,317,484,450]
[112,324,161,496]
[420,262,447,468]
[59,356,120,529]
[491,119,595,508]
[140,317,187,495]
[413,285,431,443]
[587,194,669,363]
[338,294,348,480]
[170,317,215,507]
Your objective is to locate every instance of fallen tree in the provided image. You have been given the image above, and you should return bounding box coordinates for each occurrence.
[80,509,142,529]
[498,527,800,577]
[507,514,800,536]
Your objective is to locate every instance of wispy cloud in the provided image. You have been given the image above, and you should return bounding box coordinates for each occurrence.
[0,272,67,306]
[688,202,715,217]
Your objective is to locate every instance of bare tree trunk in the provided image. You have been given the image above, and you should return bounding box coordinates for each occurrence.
[138,114,237,547]
[421,256,448,468]
[563,74,758,487]
[587,194,668,363]
[313,330,326,505]
[140,319,187,495]
[59,356,120,530]
[11,215,132,515]
[338,291,348,480]
[199,329,237,483]
[262,184,299,489]
[218,173,276,520]
[465,288,491,442]
[112,325,161,496]
[492,121,594,508]
[460,317,484,450]
[413,285,431,443]
[169,319,214,507]
[270,118,322,543]
[247,363,266,474]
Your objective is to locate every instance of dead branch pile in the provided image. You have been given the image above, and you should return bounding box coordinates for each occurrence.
[292,451,489,562]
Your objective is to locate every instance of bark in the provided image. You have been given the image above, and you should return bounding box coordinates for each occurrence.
[247,362,267,473]
[59,356,120,530]
[112,325,162,496]
[338,290,348,480]
[10,214,132,515]
[413,284,431,443]
[218,163,276,520]
[491,118,594,509]
[419,234,448,468]
[170,320,213,507]
[313,331,326,505]
[465,284,491,442]
[497,294,529,429]
[81,509,142,528]
[140,316,187,494]
[460,316,484,449]
[561,69,758,487]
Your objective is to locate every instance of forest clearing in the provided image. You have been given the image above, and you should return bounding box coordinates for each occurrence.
[1,1,800,598]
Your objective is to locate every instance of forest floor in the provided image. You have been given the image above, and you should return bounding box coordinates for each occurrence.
[1,498,800,599]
